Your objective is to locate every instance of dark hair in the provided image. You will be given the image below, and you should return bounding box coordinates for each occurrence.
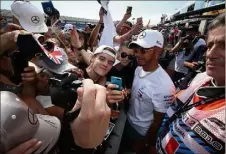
[125,21,133,28]
[208,13,225,31]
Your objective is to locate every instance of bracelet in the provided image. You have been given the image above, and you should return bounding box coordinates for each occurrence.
[98,22,104,25]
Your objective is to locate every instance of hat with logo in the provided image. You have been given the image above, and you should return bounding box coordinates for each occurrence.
[0,91,61,154]
[94,45,117,59]
[11,1,48,33]
[129,29,164,49]
[41,0,60,19]
[37,44,76,74]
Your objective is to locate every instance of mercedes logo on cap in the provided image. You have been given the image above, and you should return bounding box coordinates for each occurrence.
[31,16,40,24]
[28,108,38,125]
[47,7,52,13]
[139,31,146,39]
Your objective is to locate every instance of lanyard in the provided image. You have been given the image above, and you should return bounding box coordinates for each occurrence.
[165,93,225,127]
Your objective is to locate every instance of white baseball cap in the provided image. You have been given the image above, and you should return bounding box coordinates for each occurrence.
[129,29,164,49]
[0,91,61,154]
[11,1,48,33]
[94,45,117,59]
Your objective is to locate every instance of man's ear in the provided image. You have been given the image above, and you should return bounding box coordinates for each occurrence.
[155,47,163,59]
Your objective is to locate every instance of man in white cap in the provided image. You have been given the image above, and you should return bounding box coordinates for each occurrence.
[120,29,175,153]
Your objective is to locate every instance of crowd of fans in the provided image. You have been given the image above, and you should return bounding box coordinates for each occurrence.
[0,1,225,154]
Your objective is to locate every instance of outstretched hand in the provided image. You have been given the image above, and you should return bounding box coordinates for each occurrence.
[71,79,111,148]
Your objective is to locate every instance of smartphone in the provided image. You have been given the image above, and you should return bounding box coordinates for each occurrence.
[11,52,28,84]
[16,34,43,60]
[111,76,122,91]
[126,6,132,14]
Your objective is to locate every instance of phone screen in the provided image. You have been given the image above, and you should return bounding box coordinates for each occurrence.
[126,6,132,14]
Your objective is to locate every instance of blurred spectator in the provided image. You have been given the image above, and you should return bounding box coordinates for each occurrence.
[156,13,225,154]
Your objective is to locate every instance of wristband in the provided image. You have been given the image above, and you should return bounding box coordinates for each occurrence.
[98,22,104,25]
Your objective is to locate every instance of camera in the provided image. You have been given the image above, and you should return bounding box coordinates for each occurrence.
[49,73,83,110]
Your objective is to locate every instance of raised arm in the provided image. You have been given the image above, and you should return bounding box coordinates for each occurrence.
[116,13,131,34]
[88,7,104,48]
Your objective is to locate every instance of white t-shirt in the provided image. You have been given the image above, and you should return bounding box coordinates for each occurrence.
[127,66,175,136]
[36,95,54,109]
[175,50,190,74]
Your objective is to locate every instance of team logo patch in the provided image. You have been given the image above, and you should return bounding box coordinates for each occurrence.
[139,31,146,39]
[31,16,40,24]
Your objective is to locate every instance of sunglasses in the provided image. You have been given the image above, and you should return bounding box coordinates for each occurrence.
[121,52,134,60]
[133,48,154,54]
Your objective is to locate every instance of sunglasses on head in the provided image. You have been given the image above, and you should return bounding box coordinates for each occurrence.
[121,52,133,60]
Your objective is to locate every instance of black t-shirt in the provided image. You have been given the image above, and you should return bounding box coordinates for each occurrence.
[107,59,137,89]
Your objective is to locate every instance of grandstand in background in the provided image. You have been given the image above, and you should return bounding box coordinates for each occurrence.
[1,9,99,29]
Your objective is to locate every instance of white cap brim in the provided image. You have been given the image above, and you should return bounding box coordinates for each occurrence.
[33,114,61,154]
[20,19,48,33]
[128,39,153,49]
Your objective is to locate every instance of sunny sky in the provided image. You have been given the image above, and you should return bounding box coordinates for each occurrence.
[1,1,192,25]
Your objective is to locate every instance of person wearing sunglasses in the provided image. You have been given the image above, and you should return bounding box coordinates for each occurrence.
[107,42,137,91]
[119,30,175,153]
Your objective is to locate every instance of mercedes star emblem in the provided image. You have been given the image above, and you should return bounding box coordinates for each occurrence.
[139,31,146,39]
[31,16,40,24]
[47,7,52,13]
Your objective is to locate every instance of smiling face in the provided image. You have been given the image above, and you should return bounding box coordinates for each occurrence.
[119,46,134,66]
[206,26,225,84]
[133,46,158,66]
[91,53,115,76]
